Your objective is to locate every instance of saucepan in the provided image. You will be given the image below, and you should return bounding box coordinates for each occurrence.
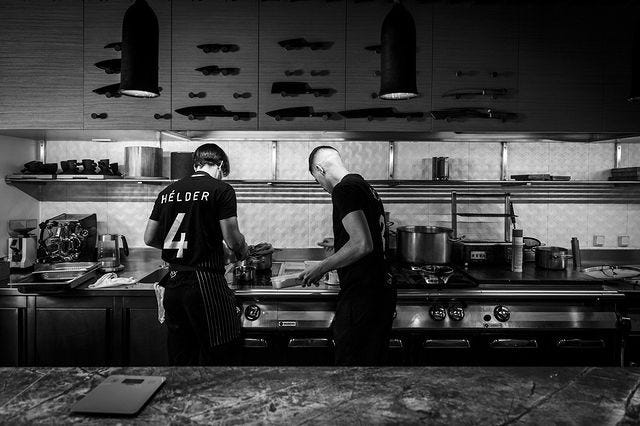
[535,246,573,270]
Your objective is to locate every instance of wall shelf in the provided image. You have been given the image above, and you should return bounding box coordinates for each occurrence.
[7,176,640,204]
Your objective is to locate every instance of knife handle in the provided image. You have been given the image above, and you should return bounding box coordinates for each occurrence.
[90,113,107,120]
[154,113,171,120]
[284,69,303,77]
[371,92,378,99]
[233,92,251,99]
[188,91,206,98]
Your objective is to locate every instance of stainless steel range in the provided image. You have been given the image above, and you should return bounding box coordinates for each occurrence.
[234,262,625,366]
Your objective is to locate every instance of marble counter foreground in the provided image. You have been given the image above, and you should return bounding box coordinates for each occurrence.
[1,366,640,425]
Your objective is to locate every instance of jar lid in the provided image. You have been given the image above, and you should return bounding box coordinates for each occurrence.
[512,229,523,237]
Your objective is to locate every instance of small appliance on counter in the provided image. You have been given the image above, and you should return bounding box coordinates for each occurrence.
[37,214,97,264]
[97,234,129,272]
[7,219,38,269]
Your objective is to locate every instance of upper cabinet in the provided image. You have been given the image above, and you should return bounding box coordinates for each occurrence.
[345,0,432,132]
[602,2,640,132]
[0,0,83,129]
[431,2,518,131]
[258,0,346,131]
[84,0,172,129]
[517,2,604,132]
[171,0,258,131]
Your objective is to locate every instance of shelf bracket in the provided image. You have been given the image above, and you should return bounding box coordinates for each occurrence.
[615,141,622,169]
[500,142,508,181]
[388,141,395,180]
[37,139,46,163]
[271,140,278,181]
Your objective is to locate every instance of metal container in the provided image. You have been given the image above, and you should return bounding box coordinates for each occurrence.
[535,246,573,270]
[170,152,193,180]
[250,253,272,271]
[125,146,163,178]
[234,265,256,282]
[396,226,457,264]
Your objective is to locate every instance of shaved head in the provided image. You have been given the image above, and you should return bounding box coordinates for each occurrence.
[308,146,343,172]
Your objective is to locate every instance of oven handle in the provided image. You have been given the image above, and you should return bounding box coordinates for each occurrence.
[288,338,331,348]
[243,338,268,348]
[423,339,471,349]
[555,338,606,349]
[489,338,538,349]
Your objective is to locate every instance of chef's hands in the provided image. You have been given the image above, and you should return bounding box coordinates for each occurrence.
[298,262,325,287]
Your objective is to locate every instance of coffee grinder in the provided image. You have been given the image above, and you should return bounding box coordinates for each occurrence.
[7,219,38,269]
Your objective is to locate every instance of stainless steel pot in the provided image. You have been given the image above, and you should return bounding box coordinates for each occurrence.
[535,246,573,270]
[249,253,272,271]
[396,226,458,265]
[125,146,163,178]
[234,264,255,282]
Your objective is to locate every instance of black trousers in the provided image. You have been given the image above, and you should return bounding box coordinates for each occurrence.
[332,286,397,366]
[163,278,241,366]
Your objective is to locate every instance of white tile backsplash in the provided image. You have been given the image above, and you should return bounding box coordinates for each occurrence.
[38,138,640,248]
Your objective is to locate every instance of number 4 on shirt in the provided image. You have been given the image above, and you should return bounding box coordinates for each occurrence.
[164,213,189,258]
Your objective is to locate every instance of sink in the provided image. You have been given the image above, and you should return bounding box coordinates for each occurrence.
[138,268,169,284]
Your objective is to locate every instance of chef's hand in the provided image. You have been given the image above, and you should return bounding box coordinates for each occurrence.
[298,264,324,287]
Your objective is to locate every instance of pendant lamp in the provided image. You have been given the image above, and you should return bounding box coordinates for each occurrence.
[379,0,418,100]
[628,22,640,102]
[120,0,160,98]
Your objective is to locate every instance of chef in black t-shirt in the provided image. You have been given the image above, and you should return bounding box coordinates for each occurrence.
[144,143,249,365]
[299,146,396,366]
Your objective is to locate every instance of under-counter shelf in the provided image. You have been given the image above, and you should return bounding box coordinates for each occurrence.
[6,177,640,204]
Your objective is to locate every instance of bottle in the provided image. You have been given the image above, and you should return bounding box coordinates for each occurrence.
[511,229,523,273]
[571,237,582,270]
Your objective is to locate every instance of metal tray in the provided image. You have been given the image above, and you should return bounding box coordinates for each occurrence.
[34,262,100,281]
[11,269,98,293]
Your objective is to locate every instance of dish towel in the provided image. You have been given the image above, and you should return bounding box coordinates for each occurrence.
[88,272,137,289]
[154,284,165,324]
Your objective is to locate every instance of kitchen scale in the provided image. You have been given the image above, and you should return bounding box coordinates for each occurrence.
[71,375,165,416]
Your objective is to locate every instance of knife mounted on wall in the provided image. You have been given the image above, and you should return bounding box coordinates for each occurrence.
[271,82,335,97]
[265,107,338,121]
[338,108,424,121]
[195,65,240,76]
[196,43,239,53]
[442,88,511,100]
[92,83,122,98]
[278,38,334,51]
[103,42,122,51]
[430,108,518,122]
[175,105,255,121]
[94,59,121,74]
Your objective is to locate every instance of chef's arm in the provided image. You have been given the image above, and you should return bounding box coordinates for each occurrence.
[318,210,373,273]
[220,217,249,260]
[143,219,163,249]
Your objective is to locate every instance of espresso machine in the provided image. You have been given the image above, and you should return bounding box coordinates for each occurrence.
[37,214,97,263]
[97,234,129,272]
[8,219,38,269]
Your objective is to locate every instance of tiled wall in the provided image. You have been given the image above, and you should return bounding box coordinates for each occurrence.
[39,138,640,249]
[0,136,39,258]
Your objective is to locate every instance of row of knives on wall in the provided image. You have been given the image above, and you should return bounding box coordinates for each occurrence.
[91,39,518,123]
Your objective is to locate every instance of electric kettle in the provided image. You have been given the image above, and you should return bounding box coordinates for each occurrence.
[97,234,129,272]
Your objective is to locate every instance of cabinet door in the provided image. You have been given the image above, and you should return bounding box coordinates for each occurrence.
[172,0,258,131]
[123,298,168,366]
[431,2,518,131]
[602,2,640,132]
[0,299,26,366]
[259,0,346,130]
[0,0,83,129]
[517,2,604,131]
[84,0,172,129]
[345,0,432,131]
[35,297,113,366]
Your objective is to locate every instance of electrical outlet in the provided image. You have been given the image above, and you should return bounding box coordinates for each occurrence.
[593,235,605,247]
[470,251,487,260]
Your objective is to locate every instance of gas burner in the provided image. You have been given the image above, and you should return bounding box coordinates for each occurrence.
[410,265,454,285]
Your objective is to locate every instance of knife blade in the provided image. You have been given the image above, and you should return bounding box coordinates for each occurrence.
[94,59,121,74]
[175,105,254,121]
[265,107,334,121]
[442,88,510,99]
[103,42,121,51]
[338,108,424,121]
[92,83,121,98]
[271,82,334,97]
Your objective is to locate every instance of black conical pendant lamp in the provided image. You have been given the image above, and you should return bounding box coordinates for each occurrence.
[379,0,418,100]
[120,0,160,98]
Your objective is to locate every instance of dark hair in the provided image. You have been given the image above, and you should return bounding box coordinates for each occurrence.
[308,145,338,173]
[193,143,230,177]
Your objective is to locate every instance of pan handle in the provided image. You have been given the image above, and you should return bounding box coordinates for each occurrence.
[449,235,465,242]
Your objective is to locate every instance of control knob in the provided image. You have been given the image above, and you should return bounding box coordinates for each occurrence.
[494,305,510,322]
[448,305,465,321]
[429,305,447,321]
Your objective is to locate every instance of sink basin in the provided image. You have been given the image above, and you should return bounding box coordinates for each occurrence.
[139,268,169,284]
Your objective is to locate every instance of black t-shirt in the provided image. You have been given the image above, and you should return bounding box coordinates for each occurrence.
[332,174,388,294]
[149,171,237,270]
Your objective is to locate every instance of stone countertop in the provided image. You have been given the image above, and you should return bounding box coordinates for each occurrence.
[1,366,639,424]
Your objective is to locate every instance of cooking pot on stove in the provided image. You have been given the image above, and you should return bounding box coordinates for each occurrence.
[535,246,573,270]
[396,226,461,265]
